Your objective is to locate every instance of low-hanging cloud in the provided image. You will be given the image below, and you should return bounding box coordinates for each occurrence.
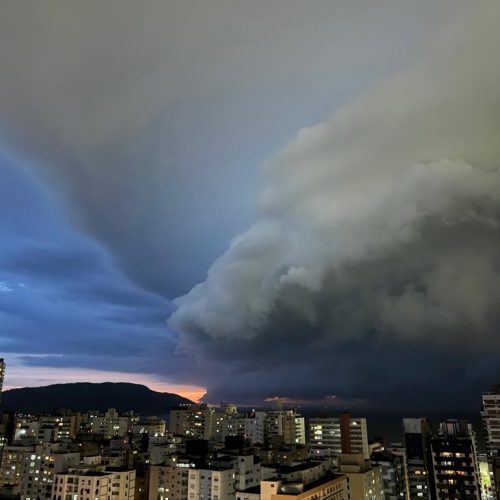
[170,4,500,409]
[0,0,434,297]
[1,1,500,410]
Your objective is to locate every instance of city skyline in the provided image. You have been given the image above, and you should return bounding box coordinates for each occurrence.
[1,2,500,412]
[1,353,500,499]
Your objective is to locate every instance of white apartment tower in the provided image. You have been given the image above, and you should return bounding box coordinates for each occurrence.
[244,412,266,444]
[188,466,236,500]
[212,454,261,492]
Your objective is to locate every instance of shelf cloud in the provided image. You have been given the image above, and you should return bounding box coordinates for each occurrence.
[0,1,499,410]
[170,4,500,408]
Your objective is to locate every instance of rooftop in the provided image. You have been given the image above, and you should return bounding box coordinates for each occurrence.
[257,472,346,496]
[296,471,345,493]
[265,461,325,474]
[238,485,261,494]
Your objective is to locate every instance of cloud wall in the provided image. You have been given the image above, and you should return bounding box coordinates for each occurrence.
[170,4,500,408]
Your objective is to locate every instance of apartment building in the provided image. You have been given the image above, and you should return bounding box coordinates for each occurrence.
[338,453,384,500]
[52,467,136,500]
[21,443,79,500]
[403,418,435,500]
[309,413,370,459]
[431,419,480,499]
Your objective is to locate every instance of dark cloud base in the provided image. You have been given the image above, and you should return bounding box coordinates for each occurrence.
[1,2,499,413]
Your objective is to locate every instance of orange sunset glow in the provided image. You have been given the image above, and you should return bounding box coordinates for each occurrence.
[3,361,206,403]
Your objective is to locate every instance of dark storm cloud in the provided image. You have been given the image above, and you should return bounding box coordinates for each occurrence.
[0,152,195,384]
[183,282,500,412]
[0,0,441,296]
[171,4,500,410]
[1,1,499,410]
[6,245,106,279]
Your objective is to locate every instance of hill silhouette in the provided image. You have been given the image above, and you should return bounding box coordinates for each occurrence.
[0,382,192,414]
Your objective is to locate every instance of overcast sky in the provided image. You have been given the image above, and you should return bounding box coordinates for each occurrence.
[0,1,499,412]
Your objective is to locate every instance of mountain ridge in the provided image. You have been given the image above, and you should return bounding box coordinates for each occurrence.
[0,382,193,414]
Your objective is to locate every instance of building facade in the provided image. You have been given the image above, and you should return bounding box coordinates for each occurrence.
[0,446,33,489]
[169,404,215,440]
[431,419,480,500]
[371,449,409,499]
[52,467,136,500]
[338,453,384,500]
[21,443,80,500]
[148,464,189,500]
[309,413,369,459]
[258,472,348,500]
[482,388,500,497]
[403,418,435,500]
[188,466,236,500]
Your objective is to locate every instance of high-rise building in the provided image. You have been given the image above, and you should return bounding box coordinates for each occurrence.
[20,442,80,500]
[387,442,410,499]
[169,404,305,446]
[132,417,166,437]
[338,453,385,500]
[0,358,5,402]
[252,472,348,500]
[430,419,480,500]
[169,404,215,440]
[148,435,184,466]
[53,467,136,500]
[148,464,189,500]
[477,453,495,500]
[482,388,500,458]
[37,412,82,442]
[309,413,369,459]
[0,445,34,489]
[214,404,244,442]
[81,408,138,439]
[212,453,261,492]
[244,412,266,445]
[403,418,435,500]
[371,449,409,499]
[188,466,236,499]
[482,387,500,497]
[265,410,306,446]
